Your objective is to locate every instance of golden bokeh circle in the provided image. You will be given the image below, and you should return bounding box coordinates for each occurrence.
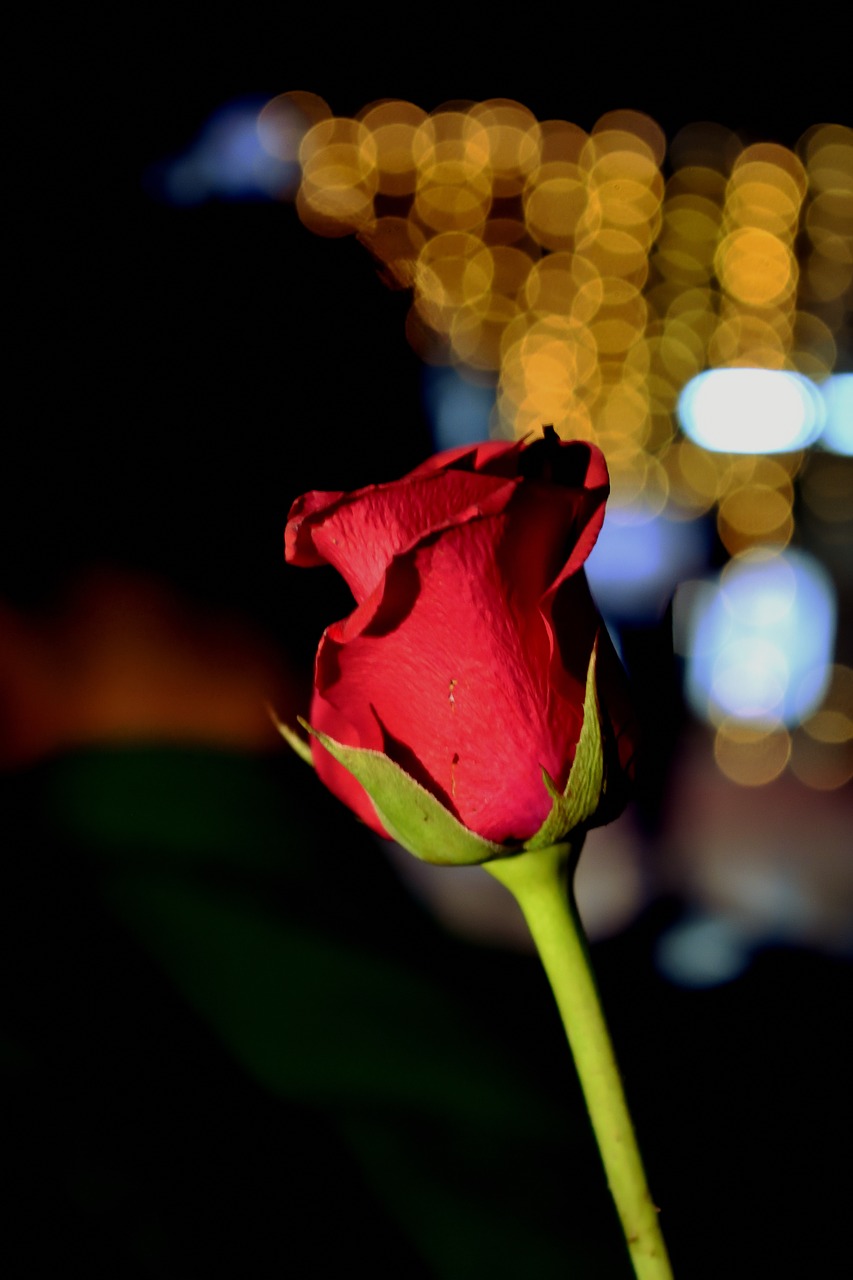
[717,487,794,555]
[592,110,667,167]
[468,98,542,197]
[523,162,591,250]
[360,100,428,196]
[732,142,808,202]
[414,158,493,233]
[414,231,491,331]
[715,227,797,306]
[714,720,792,786]
[450,294,520,370]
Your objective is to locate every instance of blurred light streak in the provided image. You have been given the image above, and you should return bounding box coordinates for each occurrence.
[677,369,825,453]
[818,373,853,455]
[677,547,837,730]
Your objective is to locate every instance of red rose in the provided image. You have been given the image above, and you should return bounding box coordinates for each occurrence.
[285,428,635,853]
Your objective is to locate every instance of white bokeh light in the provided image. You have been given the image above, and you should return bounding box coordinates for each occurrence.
[677,368,825,453]
[818,373,853,456]
[677,547,837,727]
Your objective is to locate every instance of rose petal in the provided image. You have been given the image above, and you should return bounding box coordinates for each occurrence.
[287,470,518,602]
[285,489,346,565]
[408,438,525,479]
[309,687,390,838]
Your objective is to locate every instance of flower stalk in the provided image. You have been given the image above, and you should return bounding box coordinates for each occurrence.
[485,842,674,1280]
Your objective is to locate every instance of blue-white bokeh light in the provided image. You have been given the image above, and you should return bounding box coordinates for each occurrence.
[147,98,301,205]
[818,373,853,456]
[422,366,494,451]
[677,547,837,727]
[677,368,825,453]
[655,913,755,987]
[585,507,712,624]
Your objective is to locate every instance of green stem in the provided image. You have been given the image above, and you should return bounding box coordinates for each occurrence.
[484,841,673,1280]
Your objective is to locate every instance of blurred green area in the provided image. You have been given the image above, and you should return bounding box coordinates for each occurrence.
[4,738,852,1277]
[3,744,631,1278]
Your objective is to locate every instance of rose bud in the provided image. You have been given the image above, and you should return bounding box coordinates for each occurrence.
[281,428,636,864]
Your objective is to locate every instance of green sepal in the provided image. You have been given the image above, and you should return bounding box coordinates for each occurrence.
[524,638,604,851]
[267,705,315,767]
[299,719,507,866]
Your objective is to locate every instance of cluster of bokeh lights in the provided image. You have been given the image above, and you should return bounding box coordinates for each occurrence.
[256,91,852,791]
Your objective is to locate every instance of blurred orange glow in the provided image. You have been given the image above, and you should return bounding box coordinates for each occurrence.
[0,573,299,768]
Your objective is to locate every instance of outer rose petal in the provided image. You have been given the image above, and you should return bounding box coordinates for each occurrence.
[285,490,345,566]
[286,470,518,603]
[407,439,525,478]
[309,687,390,838]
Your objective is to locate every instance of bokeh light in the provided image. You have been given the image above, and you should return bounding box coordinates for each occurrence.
[422,365,495,450]
[818,373,853,455]
[677,368,825,453]
[655,913,755,987]
[585,506,712,623]
[262,93,850,541]
[713,719,792,787]
[149,98,303,204]
[678,546,836,731]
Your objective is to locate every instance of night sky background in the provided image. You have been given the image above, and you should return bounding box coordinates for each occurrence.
[4,9,851,1278]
